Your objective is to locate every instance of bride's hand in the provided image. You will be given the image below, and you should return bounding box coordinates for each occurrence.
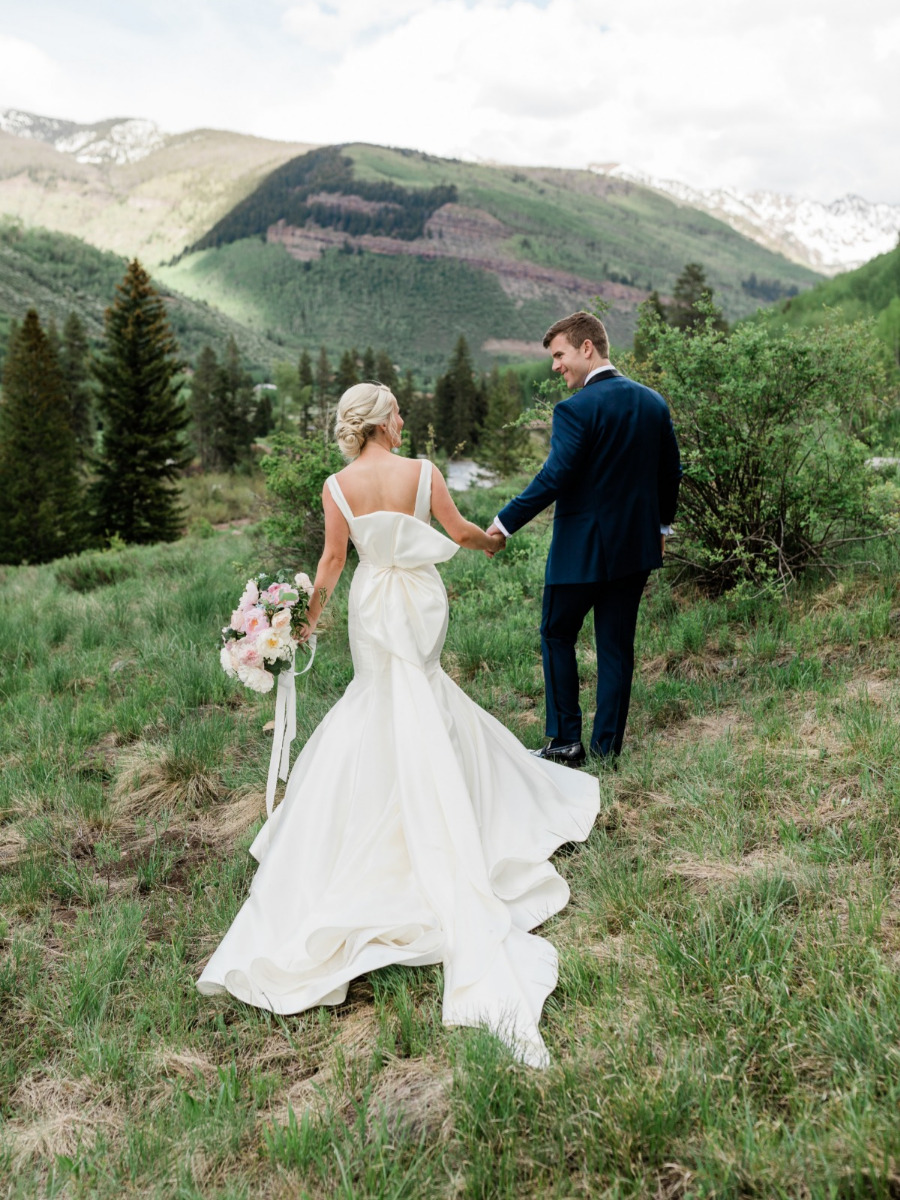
[295,622,316,644]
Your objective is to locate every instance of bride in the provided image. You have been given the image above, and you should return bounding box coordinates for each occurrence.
[198,382,600,1067]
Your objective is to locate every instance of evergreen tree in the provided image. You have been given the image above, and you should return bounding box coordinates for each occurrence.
[315,345,332,403]
[399,371,433,458]
[434,336,480,452]
[59,312,94,467]
[297,349,315,434]
[252,388,275,437]
[214,336,255,468]
[361,345,376,379]
[667,263,728,333]
[335,348,360,395]
[91,259,189,544]
[477,366,529,474]
[314,344,333,431]
[375,349,399,392]
[189,345,220,471]
[0,309,84,564]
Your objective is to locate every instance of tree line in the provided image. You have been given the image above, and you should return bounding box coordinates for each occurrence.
[0,255,535,566]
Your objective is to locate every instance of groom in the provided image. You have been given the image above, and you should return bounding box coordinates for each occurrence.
[488,311,681,766]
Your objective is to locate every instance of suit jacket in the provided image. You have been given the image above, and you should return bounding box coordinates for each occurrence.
[497,370,682,585]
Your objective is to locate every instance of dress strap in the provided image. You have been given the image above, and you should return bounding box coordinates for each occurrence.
[326,474,354,524]
[414,460,433,522]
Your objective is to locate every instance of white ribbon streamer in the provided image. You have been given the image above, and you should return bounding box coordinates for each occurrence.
[265,635,317,817]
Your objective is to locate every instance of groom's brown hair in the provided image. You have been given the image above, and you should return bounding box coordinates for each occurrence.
[543,312,609,358]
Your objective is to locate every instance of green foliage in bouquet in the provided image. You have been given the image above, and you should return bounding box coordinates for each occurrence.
[627,302,893,594]
[260,432,344,558]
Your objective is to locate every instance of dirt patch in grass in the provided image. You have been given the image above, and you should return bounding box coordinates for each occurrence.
[368,1059,453,1140]
[2,1071,125,1168]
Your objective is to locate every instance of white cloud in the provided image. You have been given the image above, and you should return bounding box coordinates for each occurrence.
[0,35,60,110]
[0,1,898,202]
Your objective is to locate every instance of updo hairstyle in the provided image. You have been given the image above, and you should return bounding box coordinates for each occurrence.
[334,382,397,460]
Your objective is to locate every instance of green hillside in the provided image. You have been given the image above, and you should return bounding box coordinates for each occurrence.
[762,242,900,365]
[157,143,822,372]
[0,220,292,374]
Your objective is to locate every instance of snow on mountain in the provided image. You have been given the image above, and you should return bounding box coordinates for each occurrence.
[0,108,167,165]
[591,164,900,276]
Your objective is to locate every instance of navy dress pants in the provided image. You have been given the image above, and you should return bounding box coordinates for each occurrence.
[540,571,650,756]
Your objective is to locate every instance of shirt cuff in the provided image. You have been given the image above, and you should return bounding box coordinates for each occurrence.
[660,525,673,536]
[493,515,511,538]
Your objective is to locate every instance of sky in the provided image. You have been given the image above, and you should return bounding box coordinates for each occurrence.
[0,0,898,204]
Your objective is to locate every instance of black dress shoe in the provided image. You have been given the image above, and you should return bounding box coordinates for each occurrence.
[530,741,586,768]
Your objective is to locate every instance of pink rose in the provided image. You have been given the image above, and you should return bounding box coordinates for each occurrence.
[237,640,263,669]
[239,579,259,610]
[243,608,269,637]
[271,609,292,631]
[230,608,246,632]
[294,572,315,597]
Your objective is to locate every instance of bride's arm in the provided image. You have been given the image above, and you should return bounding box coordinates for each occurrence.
[430,468,505,553]
[298,487,349,640]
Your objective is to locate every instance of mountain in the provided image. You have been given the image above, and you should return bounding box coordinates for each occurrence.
[0,108,314,264]
[156,141,822,372]
[0,112,826,372]
[758,241,900,367]
[0,108,167,164]
[0,219,293,373]
[595,165,900,276]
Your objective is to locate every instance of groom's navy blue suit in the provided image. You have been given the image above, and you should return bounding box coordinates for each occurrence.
[497,368,681,756]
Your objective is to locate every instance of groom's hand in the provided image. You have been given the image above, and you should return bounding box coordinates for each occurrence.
[484,523,506,559]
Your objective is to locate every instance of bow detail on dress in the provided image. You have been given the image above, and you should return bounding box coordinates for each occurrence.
[354,514,458,665]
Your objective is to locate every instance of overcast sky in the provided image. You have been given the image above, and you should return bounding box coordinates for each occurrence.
[1,0,898,203]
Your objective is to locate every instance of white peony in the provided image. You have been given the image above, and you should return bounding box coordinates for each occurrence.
[237,664,275,693]
[294,572,315,597]
[220,644,237,677]
[257,627,283,661]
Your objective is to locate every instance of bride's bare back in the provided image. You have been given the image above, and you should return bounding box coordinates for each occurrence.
[335,453,423,518]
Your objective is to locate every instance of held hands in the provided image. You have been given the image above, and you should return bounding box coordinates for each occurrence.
[484,523,506,559]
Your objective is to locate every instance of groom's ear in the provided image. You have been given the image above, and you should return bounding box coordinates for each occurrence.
[581,339,595,358]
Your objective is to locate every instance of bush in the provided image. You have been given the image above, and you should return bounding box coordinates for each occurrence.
[260,433,344,558]
[627,306,894,594]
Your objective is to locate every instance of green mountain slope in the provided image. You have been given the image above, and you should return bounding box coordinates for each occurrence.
[157,142,822,370]
[761,242,900,362]
[0,220,292,373]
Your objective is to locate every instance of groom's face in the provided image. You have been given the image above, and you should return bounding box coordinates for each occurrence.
[548,333,592,390]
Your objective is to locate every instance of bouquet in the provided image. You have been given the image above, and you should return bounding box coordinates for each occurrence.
[220,570,317,693]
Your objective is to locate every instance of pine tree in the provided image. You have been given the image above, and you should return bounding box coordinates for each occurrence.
[375,349,399,392]
[91,259,189,544]
[335,348,360,395]
[667,263,728,333]
[434,336,479,452]
[477,366,529,474]
[314,345,333,432]
[361,345,376,379]
[60,312,94,467]
[189,345,220,471]
[399,371,433,458]
[214,336,255,468]
[0,309,84,564]
[297,349,315,434]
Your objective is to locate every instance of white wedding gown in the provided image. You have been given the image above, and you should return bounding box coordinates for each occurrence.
[198,460,599,1067]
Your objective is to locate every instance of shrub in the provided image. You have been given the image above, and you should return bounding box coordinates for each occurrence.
[627,306,893,594]
[260,433,344,558]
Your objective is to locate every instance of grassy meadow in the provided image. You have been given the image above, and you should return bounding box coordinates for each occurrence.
[1,486,900,1197]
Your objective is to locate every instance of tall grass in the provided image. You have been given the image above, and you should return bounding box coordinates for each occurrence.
[1,500,899,1196]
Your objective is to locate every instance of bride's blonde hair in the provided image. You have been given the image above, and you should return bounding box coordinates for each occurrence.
[334,382,397,460]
